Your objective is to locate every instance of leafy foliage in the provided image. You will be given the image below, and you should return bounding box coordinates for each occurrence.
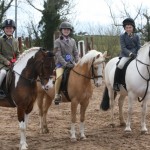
[38,0,69,49]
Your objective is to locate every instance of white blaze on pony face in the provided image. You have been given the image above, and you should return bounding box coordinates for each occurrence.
[42,78,54,90]
[93,51,107,87]
[13,47,40,87]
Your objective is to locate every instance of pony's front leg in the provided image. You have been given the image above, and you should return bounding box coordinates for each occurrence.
[125,93,134,132]
[118,95,126,126]
[18,108,28,150]
[80,99,89,140]
[41,94,53,133]
[141,99,148,134]
[109,89,115,127]
[70,100,78,142]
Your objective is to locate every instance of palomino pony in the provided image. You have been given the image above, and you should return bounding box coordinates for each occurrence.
[100,42,150,134]
[36,50,107,141]
[0,47,54,150]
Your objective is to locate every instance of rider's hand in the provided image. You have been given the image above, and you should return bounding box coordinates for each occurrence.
[129,53,137,59]
[5,61,11,66]
[66,63,74,69]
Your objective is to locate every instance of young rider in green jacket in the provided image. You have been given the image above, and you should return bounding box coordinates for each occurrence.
[0,19,20,98]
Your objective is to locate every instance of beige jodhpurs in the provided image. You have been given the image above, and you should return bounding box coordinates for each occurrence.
[55,68,64,95]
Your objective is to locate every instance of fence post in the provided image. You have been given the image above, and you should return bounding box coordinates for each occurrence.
[18,37,23,53]
[78,40,85,57]
[91,36,94,49]
[25,37,29,48]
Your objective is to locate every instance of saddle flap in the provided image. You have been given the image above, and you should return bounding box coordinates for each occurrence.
[1,70,13,93]
[60,68,71,101]
[117,58,134,87]
[60,68,71,92]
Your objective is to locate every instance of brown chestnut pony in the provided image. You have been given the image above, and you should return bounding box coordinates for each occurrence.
[36,50,107,142]
[0,47,54,150]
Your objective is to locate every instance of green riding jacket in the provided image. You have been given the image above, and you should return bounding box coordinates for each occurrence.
[0,35,20,70]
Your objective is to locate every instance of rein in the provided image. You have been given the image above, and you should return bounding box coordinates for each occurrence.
[13,61,51,84]
[136,56,150,102]
[13,70,40,83]
[72,58,103,81]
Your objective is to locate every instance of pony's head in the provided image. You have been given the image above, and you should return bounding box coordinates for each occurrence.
[14,47,55,90]
[34,48,55,90]
[92,51,107,87]
[79,50,107,87]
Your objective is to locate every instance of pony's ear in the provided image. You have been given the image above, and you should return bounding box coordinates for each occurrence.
[103,51,107,58]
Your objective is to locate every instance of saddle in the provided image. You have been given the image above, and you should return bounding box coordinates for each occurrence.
[117,58,134,89]
[60,68,71,101]
[53,68,72,101]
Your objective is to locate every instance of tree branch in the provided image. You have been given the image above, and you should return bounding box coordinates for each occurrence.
[26,0,42,12]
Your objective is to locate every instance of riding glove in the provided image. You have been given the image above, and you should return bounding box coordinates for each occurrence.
[66,63,74,68]
[129,53,137,59]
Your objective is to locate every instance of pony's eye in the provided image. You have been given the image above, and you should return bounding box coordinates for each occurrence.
[94,67,98,70]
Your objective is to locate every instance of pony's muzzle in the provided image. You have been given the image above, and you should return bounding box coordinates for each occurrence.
[42,78,54,90]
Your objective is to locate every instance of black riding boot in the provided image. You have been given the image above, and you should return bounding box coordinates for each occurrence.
[0,88,6,99]
[113,67,121,91]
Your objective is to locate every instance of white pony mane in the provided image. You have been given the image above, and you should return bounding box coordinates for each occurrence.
[15,47,40,65]
[138,42,150,55]
[79,50,103,65]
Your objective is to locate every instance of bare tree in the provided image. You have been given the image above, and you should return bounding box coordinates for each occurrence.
[104,0,142,26]
[0,0,14,30]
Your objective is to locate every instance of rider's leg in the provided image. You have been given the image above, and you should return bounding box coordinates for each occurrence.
[0,69,7,96]
[113,68,122,91]
[0,69,7,86]
[113,57,130,91]
[54,67,64,104]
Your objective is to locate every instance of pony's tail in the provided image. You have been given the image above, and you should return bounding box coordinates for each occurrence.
[100,86,110,111]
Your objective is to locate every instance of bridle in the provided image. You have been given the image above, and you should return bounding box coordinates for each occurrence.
[38,59,54,85]
[12,56,54,85]
[72,58,104,83]
[135,47,150,102]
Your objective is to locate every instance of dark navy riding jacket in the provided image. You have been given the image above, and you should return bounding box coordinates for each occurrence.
[119,32,141,57]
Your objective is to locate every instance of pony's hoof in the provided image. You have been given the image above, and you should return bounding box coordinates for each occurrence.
[110,123,115,128]
[124,130,132,134]
[21,143,28,150]
[80,136,87,140]
[40,128,49,134]
[70,137,77,142]
[120,122,126,127]
[124,126,131,132]
[54,102,60,105]
[141,130,148,135]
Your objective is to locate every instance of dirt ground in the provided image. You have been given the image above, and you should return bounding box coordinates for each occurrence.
[1,85,150,150]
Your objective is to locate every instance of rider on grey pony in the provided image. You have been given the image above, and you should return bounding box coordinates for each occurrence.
[113,18,141,91]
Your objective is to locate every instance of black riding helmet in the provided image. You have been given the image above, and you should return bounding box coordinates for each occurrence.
[59,22,73,31]
[2,19,16,30]
[122,18,135,29]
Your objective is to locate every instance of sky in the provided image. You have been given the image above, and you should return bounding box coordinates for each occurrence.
[6,0,150,37]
